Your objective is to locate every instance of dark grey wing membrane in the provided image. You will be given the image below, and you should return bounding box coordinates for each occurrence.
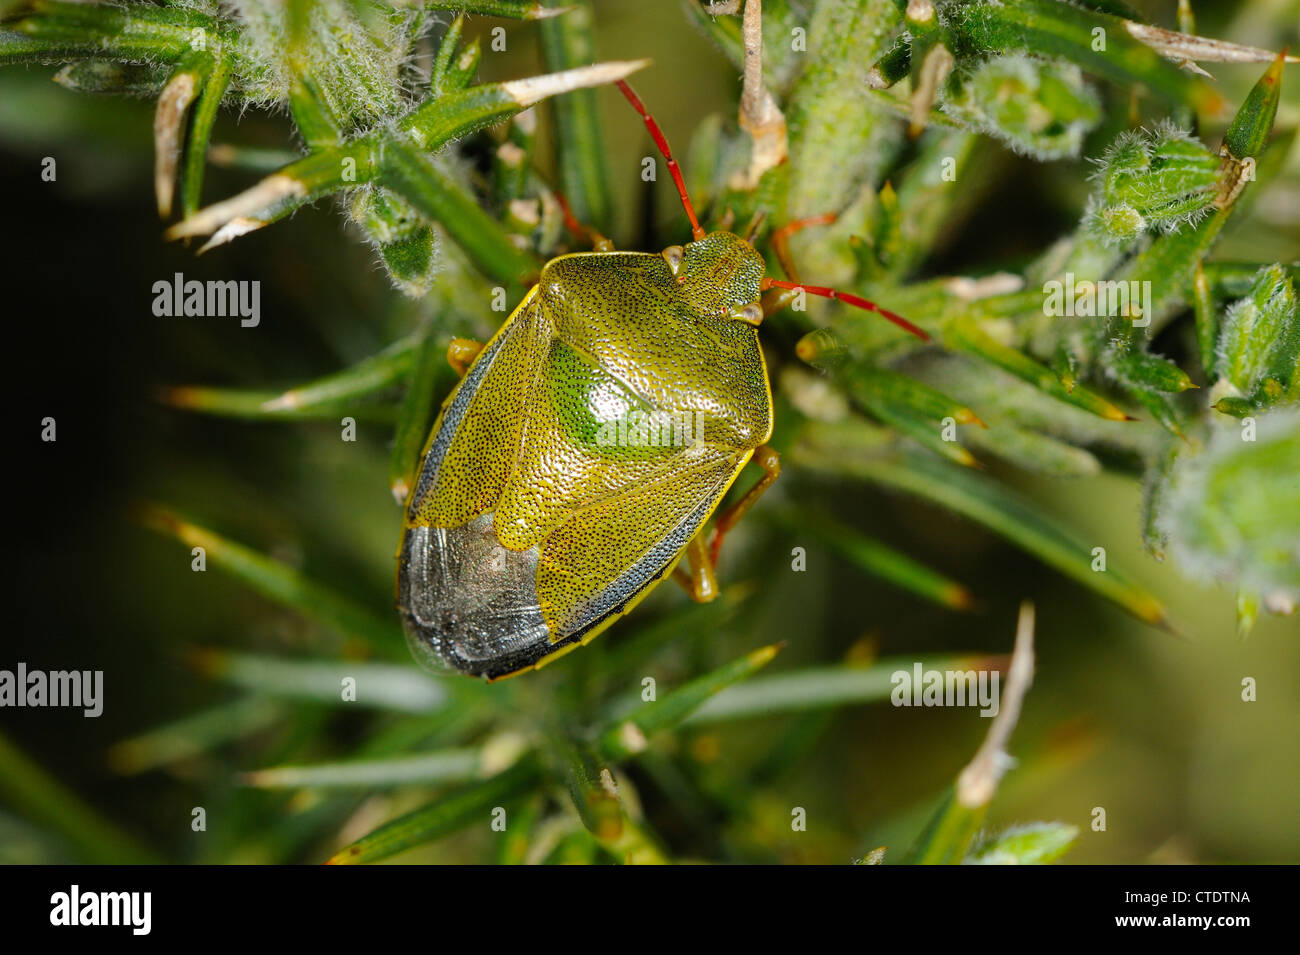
[398,516,555,679]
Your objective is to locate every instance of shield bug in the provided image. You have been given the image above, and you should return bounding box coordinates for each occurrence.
[397,79,928,680]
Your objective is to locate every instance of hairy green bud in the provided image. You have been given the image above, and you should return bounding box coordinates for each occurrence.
[941,54,1100,160]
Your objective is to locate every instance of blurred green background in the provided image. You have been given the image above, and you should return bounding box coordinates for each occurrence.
[2,0,1298,863]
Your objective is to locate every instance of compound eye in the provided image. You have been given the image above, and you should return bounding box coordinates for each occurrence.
[732,302,763,326]
[661,245,685,274]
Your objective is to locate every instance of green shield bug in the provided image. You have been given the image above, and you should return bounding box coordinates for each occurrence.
[397,79,928,681]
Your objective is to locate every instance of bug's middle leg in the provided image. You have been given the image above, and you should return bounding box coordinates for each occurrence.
[672,531,720,603]
[447,337,484,378]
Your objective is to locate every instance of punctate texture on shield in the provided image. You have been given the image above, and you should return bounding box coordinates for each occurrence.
[398,242,773,679]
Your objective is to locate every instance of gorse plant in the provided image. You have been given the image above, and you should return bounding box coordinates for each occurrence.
[1,0,1296,864]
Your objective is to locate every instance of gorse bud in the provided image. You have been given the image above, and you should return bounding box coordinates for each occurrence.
[1085,124,1219,244]
[232,0,422,123]
[1159,412,1300,603]
[1214,265,1300,411]
[351,185,438,297]
[941,54,1100,160]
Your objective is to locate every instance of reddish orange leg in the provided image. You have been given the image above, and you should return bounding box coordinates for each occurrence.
[555,191,614,251]
[762,276,930,340]
[758,214,931,340]
[762,213,837,318]
[709,443,781,568]
[446,337,484,378]
[670,447,780,603]
[770,212,837,284]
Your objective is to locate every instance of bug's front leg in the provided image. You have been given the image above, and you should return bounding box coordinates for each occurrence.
[555,191,615,251]
[761,214,837,318]
[446,337,484,378]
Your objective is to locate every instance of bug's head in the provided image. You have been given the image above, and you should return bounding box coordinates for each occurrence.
[616,80,930,341]
[660,231,766,323]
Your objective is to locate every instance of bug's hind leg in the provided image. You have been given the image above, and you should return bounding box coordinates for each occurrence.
[447,338,484,378]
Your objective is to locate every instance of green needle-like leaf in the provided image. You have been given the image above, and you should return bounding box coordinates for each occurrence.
[598,643,783,760]
[401,61,646,152]
[967,424,1103,478]
[0,730,161,865]
[843,365,986,467]
[1193,260,1218,378]
[795,421,1171,628]
[852,366,982,426]
[946,316,1131,421]
[243,749,487,789]
[905,785,984,864]
[180,49,232,218]
[139,506,407,654]
[854,388,981,467]
[966,821,1080,864]
[154,48,213,219]
[684,655,994,725]
[326,754,542,864]
[1222,50,1286,162]
[770,510,974,609]
[167,140,377,243]
[1117,351,1198,394]
[389,324,455,505]
[160,334,420,420]
[191,651,454,713]
[109,697,285,775]
[549,734,627,843]
[539,0,613,232]
[7,0,202,64]
[423,1,574,19]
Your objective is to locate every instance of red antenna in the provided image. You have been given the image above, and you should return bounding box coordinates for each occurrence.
[616,81,927,342]
[616,79,706,241]
[762,213,929,341]
[761,277,931,341]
